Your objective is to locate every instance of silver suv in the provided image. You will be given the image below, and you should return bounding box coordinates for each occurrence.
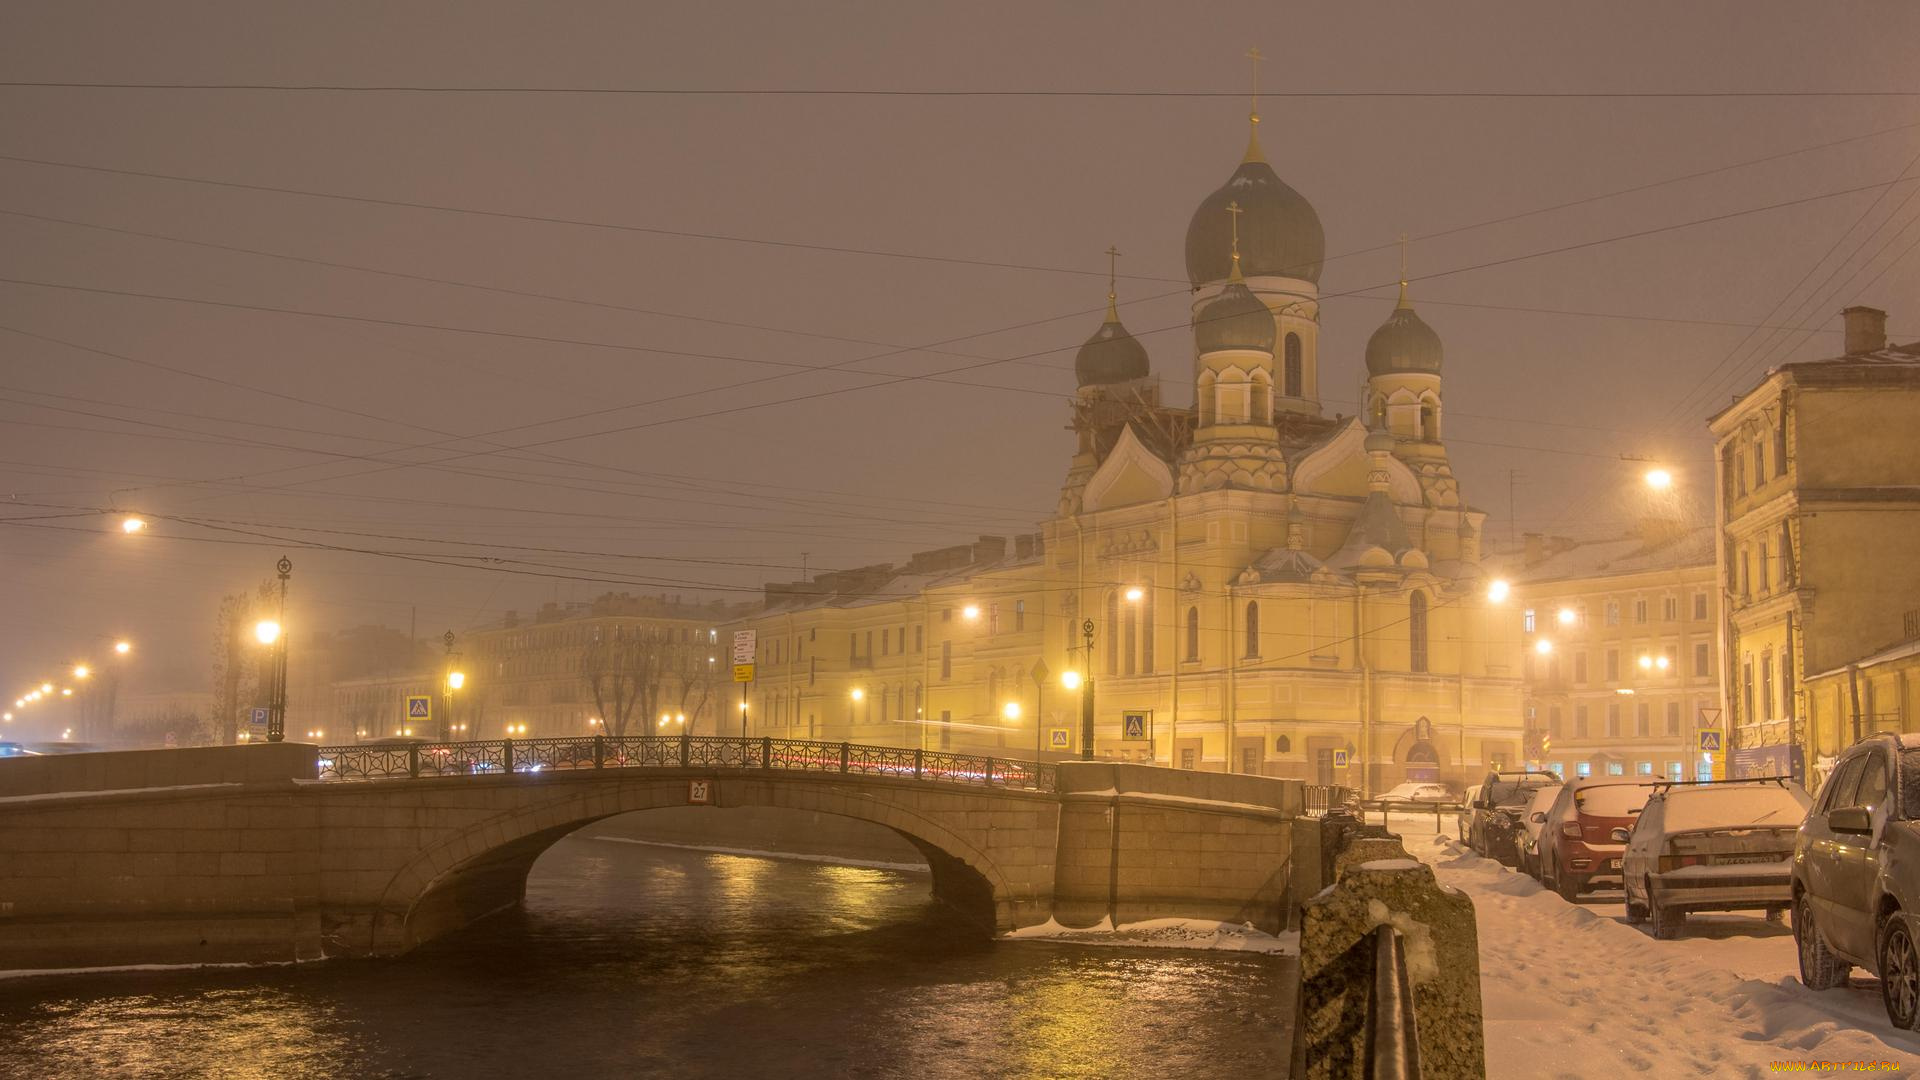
[1792,732,1920,1029]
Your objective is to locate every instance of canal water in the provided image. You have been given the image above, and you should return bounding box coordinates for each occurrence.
[0,829,1293,1079]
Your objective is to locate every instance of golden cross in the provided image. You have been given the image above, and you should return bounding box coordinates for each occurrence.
[1227,201,1243,272]
[1246,47,1264,119]
[1398,232,1409,282]
[1104,244,1122,316]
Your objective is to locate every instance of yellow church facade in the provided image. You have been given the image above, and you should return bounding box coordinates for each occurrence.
[730,105,1525,794]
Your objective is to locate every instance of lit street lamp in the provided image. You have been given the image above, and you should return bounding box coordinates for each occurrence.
[1644,468,1673,491]
[121,517,146,534]
[256,556,293,742]
[1486,578,1511,604]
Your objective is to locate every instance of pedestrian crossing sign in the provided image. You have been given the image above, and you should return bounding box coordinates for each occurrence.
[1121,712,1148,740]
[1049,728,1070,750]
[1698,729,1722,752]
[407,696,432,720]
[1333,749,1349,768]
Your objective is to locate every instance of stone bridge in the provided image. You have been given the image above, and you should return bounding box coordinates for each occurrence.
[0,737,1327,972]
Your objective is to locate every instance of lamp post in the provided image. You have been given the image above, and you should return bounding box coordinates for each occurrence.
[263,556,291,742]
[442,630,462,742]
[1077,618,1095,760]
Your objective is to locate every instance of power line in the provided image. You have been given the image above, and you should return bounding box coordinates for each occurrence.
[4,82,1918,99]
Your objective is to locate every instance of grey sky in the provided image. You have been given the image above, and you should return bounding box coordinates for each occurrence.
[2,1,1917,704]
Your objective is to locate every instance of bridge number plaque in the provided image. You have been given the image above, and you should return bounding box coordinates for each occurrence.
[688,778,713,805]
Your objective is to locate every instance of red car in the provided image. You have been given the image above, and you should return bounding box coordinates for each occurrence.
[1540,777,1655,900]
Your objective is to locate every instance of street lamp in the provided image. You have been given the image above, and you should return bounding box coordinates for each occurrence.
[73,665,89,680]
[257,555,293,742]
[114,640,131,655]
[961,604,981,621]
[1486,579,1511,604]
[850,687,865,702]
[255,620,281,645]
[1556,608,1576,627]
[121,517,146,534]
[1645,468,1673,491]
[1002,701,1022,721]
[1535,638,1554,655]
[38,683,51,694]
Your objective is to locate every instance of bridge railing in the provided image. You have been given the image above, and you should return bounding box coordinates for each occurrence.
[1303,784,1353,817]
[315,734,1058,793]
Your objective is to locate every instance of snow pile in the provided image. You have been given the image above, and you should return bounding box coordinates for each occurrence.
[1412,833,1920,1077]
[1004,916,1298,955]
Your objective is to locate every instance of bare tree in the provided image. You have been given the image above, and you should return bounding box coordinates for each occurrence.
[582,627,717,738]
[208,579,274,744]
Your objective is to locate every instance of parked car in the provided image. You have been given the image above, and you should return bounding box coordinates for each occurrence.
[1517,783,1565,878]
[1792,732,1920,1029]
[1621,778,1810,939]
[1465,770,1562,864]
[1369,782,1455,807]
[1540,777,1655,900]
[1456,785,1482,839]
[0,741,38,758]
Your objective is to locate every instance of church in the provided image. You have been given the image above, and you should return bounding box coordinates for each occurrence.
[732,101,1525,795]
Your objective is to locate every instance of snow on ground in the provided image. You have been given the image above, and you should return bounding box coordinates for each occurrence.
[1004,916,1298,954]
[1409,830,1920,1078]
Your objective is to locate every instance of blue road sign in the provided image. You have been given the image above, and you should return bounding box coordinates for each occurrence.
[1333,749,1350,768]
[1121,712,1148,740]
[407,696,432,719]
[1698,730,1723,752]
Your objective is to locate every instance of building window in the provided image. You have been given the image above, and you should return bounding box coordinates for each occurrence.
[989,604,1001,635]
[1693,593,1707,621]
[1241,746,1260,774]
[1575,706,1589,737]
[1245,601,1261,658]
[1736,449,1747,496]
[1753,437,1766,485]
[1524,608,1536,633]
[1637,761,1655,777]
[1740,551,1751,599]
[1607,703,1621,737]
[1573,652,1589,683]
[1742,657,1755,722]
[1694,641,1710,678]
[1636,702,1650,736]
[915,626,924,652]
[1409,592,1429,673]
[881,632,889,657]
[940,640,952,681]
[1180,747,1197,770]
[1663,644,1679,675]
[1576,603,1588,629]
[1634,598,1648,624]
[1576,762,1592,778]
[1124,603,1138,677]
[1606,601,1620,627]
[1761,652,1775,721]
[942,608,952,623]
[1606,649,1620,681]
[1663,596,1678,622]
[1666,701,1681,736]
[1758,543,1770,592]
[1283,333,1303,397]
[1014,600,1026,632]
[1185,607,1200,662]
[1779,523,1796,586]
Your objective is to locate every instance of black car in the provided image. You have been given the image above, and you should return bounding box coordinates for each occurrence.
[1465,769,1562,865]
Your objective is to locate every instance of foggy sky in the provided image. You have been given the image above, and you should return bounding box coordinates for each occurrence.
[3,1,1918,712]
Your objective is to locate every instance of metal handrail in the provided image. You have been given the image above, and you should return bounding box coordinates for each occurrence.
[315,734,1057,793]
[1366,925,1422,1080]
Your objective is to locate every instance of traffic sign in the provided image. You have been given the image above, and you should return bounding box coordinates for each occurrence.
[247,707,268,742]
[1048,728,1070,750]
[1121,711,1148,740]
[406,696,432,720]
[1698,730,1723,752]
[732,630,757,664]
[1697,707,1723,728]
[1333,749,1350,768]
[732,663,755,683]
[1029,658,1052,687]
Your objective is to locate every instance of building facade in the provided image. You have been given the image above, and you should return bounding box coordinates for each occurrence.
[1711,305,1920,786]
[729,105,1526,793]
[1490,526,1721,783]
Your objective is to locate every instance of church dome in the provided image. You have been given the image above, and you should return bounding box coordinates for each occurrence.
[1195,280,1275,355]
[1075,313,1150,387]
[1365,292,1444,376]
[1185,156,1326,287]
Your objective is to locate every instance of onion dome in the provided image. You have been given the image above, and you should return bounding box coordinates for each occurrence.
[1076,250,1152,387]
[1075,310,1150,387]
[1195,206,1276,355]
[1365,283,1444,376]
[1364,428,1396,454]
[1184,124,1325,286]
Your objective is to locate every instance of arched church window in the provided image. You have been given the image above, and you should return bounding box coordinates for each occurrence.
[1250,371,1272,424]
[1369,396,1385,428]
[1409,591,1430,673]
[1197,371,1216,427]
[1420,402,1438,442]
[1186,607,1200,662]
[1276,735,1291,754]
[1244,601,1261,659]
[1284,333,1303,397]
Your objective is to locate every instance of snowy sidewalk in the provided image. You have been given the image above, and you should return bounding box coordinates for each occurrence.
[1408,832,1920,1078]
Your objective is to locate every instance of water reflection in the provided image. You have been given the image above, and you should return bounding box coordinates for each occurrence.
[0,834,1290,1079]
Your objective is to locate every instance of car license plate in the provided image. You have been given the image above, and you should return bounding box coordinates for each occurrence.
[1716,854,1778,865]
[1609,859,1622,870]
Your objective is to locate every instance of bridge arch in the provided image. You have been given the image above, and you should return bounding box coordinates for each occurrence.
[350,772,1052,956]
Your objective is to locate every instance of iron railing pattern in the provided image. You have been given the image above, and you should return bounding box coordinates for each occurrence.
[1303,784,1353,817]
[316,734,1057,793]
